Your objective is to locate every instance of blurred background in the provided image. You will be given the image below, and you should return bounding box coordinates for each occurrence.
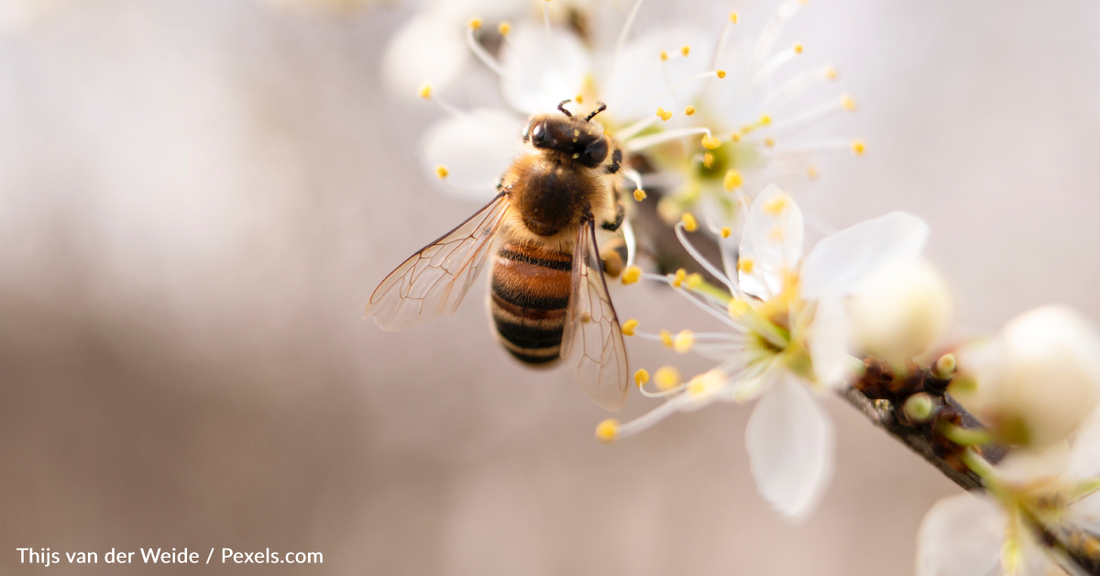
[2,0,1100,574]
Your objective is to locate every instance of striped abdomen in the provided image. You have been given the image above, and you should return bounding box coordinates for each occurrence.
[489,243,571,365]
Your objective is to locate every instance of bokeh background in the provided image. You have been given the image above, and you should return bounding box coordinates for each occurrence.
[3,0,1100,574]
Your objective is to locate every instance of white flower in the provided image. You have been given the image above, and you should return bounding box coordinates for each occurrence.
[916,412,1100,576]
[848,258,954,364]
[606,185,929,520]
[957,305,1100,450]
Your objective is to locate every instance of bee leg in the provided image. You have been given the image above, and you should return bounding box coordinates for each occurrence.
[604,146,622,175]
[600,184,626,232]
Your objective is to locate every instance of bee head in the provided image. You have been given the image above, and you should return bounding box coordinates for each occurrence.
[522,101,610,168]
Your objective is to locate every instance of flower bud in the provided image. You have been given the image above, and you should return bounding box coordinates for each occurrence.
[848,259,954,363]
[967,305,1100,449]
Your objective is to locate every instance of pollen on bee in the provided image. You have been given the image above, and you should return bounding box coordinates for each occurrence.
[633,189,647,202]
[418,85,432,99]
[729,11,739,23]
[659,329,673,348]
[716,69,727,79]
[852,139,866,155]
[655,107,672,121]
[621,318,639,336]
[621,265,642,285]
[673,330,695,353]
[435,165,449,179]
[681,212,698,232]
[680,45,690,57]
[654,366,682,390]
[723,169,742,191]
[581,312,592,323]
[700,134,721,150]
[793,43,804,54]
[595,419,619,443]
[468,17,482,30]
[721,227,732,238]
[702,152,714,168]
[634,368,650,387]
[684,106,696,116]
[840,93,857,111]
[671,268,687,288]
[738,258,755,274]
[498,21,511,36]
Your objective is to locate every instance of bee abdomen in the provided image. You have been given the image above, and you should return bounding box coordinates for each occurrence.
[490,243,572,366]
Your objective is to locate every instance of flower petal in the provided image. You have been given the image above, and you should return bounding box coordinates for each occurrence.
[599,27,714,124]
[382,12,470,98]
[915,493,1005,576]
[435,0,517,21]
[800,212,928,301]
[421,109,524,201]
[808,292,849,389]
[499,23,591,116]
[1067,408,1100,480]
[737,184,803,299]
[744,371,833,521]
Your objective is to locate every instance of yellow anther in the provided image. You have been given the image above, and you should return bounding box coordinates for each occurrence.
[738,258,755,274]
[595,419,619,443]
[621,265,642,285]
[729,11,739,24]
[655,107,672,121]
[498,21,511,36]
[634,368,650,387]
[659,329,674,348]
[684,105,696,116]
[418,85,432,99]
[681,212,698,232]
[852,139,866,155]
[702,152,714,169]
[729,298,751,317]
[574,93,584,104]
[633,189,647,202]
[659,50,669,61]
[673,329,695,353]
[759,114,772,126]
[793,43,804,54]
[654,366,682,390]
[765,194,790,215]
[621,318,639,336]
[684,273,703,290]
[807,165,819,179]
[680,45,691,57]
[721,226,732,238]
[825,66,839,80]
[716,69,727,79]
[764,137,775,148]
[468,17,482,30]
[435,165,449,179]
[729,132,741,143]
[672,268,686,288]
[840,93,857,111]
[723,169,742,191]
[701,134,721,150]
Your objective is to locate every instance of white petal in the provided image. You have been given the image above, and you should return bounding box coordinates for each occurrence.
[994,443,1070,486]
[1015,527,1069,576]
[808,292,850,389]
[915,493,1005,576]
[738,185,803,299]
[800,212,929,301]
[599,27,714,123]
[1066,491,1100,534]
[1067,408,1100,480]
[382,12,470,98]
[499,23,591,116]
[745,372,833,521]
[436,0,518,21]
[421,109,524,201]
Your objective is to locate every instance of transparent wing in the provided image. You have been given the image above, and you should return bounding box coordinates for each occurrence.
[560,219,630,412]
[365,193,509,331]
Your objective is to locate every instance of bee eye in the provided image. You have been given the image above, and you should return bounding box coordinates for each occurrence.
[582,138,609,166]
[530,122,548,147]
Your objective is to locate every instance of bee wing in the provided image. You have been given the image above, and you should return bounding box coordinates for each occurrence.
[560,218,630,412]
[365,192,510,331]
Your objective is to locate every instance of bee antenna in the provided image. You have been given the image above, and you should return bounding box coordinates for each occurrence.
[557,99,573,118]
[585,102,608,122]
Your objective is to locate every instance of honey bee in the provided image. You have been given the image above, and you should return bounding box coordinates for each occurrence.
[365,100,630,412]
